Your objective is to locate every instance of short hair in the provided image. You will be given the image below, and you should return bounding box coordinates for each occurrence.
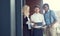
[43,3,49,9]
[34,5,40,9]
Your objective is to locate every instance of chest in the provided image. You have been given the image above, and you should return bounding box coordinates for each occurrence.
[33,14,42,20]
[44,12,51,18]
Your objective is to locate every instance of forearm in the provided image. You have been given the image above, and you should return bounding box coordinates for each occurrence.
[52,20,57,25]
[30,21,35,24]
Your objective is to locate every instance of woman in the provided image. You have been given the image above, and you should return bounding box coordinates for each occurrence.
[22,5,31,36]
[31,5,45,36]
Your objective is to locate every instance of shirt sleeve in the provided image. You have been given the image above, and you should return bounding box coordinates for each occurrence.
[31,15,35,22]
[42,15,46,25]
[51,11,57,21]
[31,15,33,21]
[30,15,35,26]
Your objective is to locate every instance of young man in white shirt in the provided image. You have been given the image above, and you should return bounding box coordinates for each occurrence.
[31,5,45,36]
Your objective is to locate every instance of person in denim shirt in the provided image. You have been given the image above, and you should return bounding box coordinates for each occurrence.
[44,10,57,26]
[43,3,57,36]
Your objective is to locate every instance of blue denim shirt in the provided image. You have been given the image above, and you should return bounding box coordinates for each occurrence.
[44,10,57,26]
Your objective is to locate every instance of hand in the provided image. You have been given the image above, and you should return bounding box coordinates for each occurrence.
[32,23,37,27]
[48,25,52,28]
[42,25,47,29]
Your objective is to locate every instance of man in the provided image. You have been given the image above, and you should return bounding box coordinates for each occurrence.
[43,3,57,36]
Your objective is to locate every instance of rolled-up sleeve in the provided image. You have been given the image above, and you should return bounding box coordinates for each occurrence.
[51,11,57,21]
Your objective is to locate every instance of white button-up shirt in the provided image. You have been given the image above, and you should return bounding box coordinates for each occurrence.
[31,13,45,28]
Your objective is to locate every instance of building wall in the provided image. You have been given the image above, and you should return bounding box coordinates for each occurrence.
[26,0,43,15]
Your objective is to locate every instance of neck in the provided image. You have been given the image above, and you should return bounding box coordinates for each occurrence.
[35,12,39,13]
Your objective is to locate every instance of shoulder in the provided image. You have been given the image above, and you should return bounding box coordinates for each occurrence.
[39,14,44,18]
[40,14,43,16]
[49,10,56,16]
[49,10,55,14]
[31,13,35,17]
[49,10,54,12]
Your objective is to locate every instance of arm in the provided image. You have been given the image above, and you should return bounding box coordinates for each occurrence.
[30,15,37,26]
[51,11,57,25]
[30,15,36,23]
[42,15,47,28]
[42,16,46,25]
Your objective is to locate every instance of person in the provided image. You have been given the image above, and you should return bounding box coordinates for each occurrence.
[31,5,45,36]
[43,3,57,36]
[22,5,31,36]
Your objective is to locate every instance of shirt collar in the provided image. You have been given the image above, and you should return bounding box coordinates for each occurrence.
[34,12,40,14]
[45,9,50,14]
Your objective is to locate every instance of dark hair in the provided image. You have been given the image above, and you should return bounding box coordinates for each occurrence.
[34,5,40,9]
[43,3,49,9]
